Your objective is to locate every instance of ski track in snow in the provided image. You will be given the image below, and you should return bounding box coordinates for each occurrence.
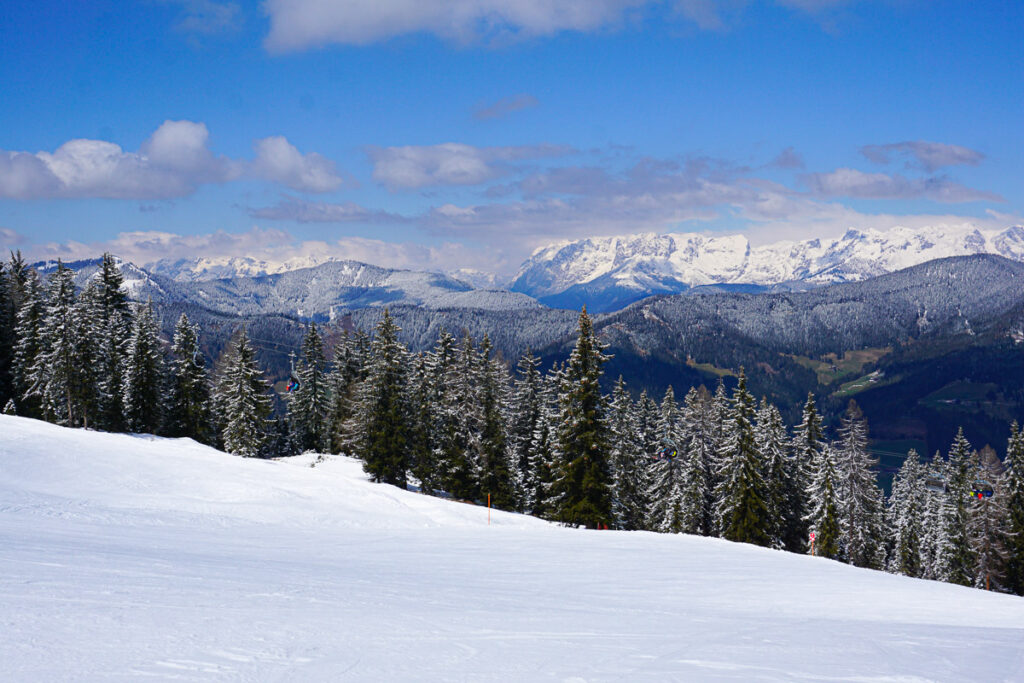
[2,415,1024,682]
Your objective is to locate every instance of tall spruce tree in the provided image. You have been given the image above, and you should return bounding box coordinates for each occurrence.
[526,363,561,519]
[288,322,332,453]
[551,307,613,529]
[609,376,648,530]
[167,313,213,444]
[805,442,842,559]
[93,253,131,431]
[215,328,274,457]
[921,454,953,581]
[789,394,822,552]
[648,386,686,532]
[969,446,1010,591]
[509,351,544,512]
[328,330,367,454]
[12,268,44,418]
[1005,422,1024,595]
[886,450,926,577]
[714,369,771,546]
[677,387,715,536]
[30,261,82,426]
[353,309,411,487]
[122,301,165,434]
[756,399,792,549]
[407,352,436,492]
[945,428,978,586]
[835,401,885,569]
[0,260,13,409]
[477,336,514,510]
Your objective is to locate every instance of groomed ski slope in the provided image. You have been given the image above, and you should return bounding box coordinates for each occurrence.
[2,415,1023,682]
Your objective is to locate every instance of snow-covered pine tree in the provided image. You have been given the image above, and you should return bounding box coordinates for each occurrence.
[0,260,13,409]
[677,386,715,536]
[834,400,886,569]
[167,313,214,444]
[215,328,274,458]
[415,329,457,495]
[608,376,647,530]
[713,369,771,546]
[968,446,1010,591]
[30,261,83,426]
[287,322,332,453]
[706,381,731,536]
[509,351,544,512]
[1005,422,1024,595]
[68,279,105,428]
[526,363,561,519]
[550,307,613,528]
[788,393,822,552]
[886,450,926,577]
[477,335,515,510]
[406,352,435,492]
[756,399,792,549]
[352,309,411,486]
[327,330,367,455]
[945,428,978,586]
[921,454,952,581]
[92,253,131,432]
[442,333,483,500]
[12,267,44,419]
[122,300,165,434]
[647,386,686,532]
[804,442,842,560]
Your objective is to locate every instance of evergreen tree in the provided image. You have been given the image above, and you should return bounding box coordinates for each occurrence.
[509,351,543,512]
[921,454,952,581]
[416,329,458,495]
[550,307,613,528]
[648,386,685,532]
[608,376,648,530]
[215,328,273,457]
[167,313,214,444]
[788,393,822,552]
[945,428,977,586]
[969,446,1010,591]
[756,399,792,549]
[30,261,82,426]
[287,322,332,453]
[0,260,12,409]
[714,369,771,546]
[677,387,715,536]
[886,450,926,577]
[407,352,436,492]
[835,401,885,569]
[443,333,483,500]
[328,330,367,454]
[477,335,514,510]
[805,443,842,560]
[352,309,411,486]
[121,301,164,434]
[12,268,43,418]
[1005,422,1024,595]
[92,253,131,431]
[526,363,560,519]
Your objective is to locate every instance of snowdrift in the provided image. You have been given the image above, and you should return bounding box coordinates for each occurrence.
[2,414,1023,681]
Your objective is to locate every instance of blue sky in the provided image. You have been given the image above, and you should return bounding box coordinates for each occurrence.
[1,0,1021,275]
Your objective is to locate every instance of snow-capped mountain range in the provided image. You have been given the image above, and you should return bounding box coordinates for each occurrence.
[510,224,1024,311]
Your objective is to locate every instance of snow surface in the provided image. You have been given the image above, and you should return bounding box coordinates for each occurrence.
[2,414,1024,681]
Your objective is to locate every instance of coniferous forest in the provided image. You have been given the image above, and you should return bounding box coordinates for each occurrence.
[3,254,1024,597]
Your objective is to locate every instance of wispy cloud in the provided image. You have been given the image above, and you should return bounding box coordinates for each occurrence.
[0,121,346,200]
[860,140,985,172]
[163,0,241,36]
[804,167,1001,203]
[249,197,408,223]
[1,227,25,249]
[367,143,572,190]
[474,94,539,120]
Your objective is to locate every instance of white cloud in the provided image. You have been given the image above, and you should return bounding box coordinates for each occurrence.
[263,0,648,50]
[1,227,25,248]
[0,121,344,200]
[804,167,1001,203]
[166,0,242,35]
[860,140,985,172]
[251,136,345,193]
[368,143,571,190]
